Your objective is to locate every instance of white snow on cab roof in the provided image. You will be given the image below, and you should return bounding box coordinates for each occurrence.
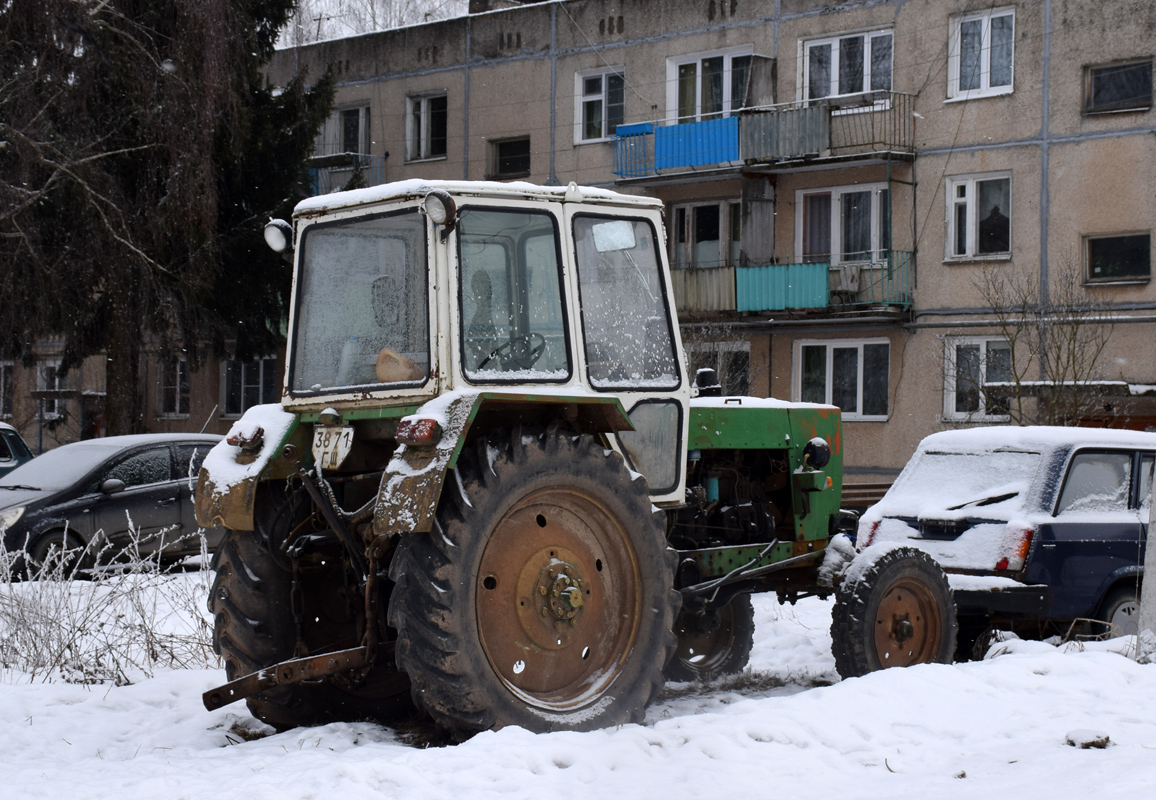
[293,179,662,216]
[916,424,1156,453]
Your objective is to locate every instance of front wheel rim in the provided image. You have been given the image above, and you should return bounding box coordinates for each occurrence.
[873,577,943,667]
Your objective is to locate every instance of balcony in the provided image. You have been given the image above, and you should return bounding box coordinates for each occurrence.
[671,252,914,315]
[307,153,388,195]
[612,92,914,179]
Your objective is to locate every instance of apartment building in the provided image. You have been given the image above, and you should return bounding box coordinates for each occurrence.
[260,0,1156,491]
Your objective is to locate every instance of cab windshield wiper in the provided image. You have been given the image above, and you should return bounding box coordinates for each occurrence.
[0,484,40,491]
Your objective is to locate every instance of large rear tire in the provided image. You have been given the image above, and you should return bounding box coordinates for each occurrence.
[830,546,956,679]
[210,483,411,730]
[665,594,755,682]
[388,428,679,738]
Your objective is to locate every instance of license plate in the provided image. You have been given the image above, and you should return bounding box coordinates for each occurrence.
[312,426,354,470]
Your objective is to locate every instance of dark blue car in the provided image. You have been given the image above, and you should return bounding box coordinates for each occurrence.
[0,422,33,479]
[859,426,1155,654]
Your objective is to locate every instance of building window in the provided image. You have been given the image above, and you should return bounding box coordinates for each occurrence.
[576,69,625,142]
[36,359,62,419]
[796,339,889,420]
[315,105,370,156]
[947,174,1010,258]
[407,93,447,161]
[158,358,189,417]
[949,8,1014,99]
[803,30,893,101]
[1084,61,1153,113]
[671,201,741,269]
[795,184,890,264]
[667,48,753,123]
[223,357,279,417]
[686,341,750,396]
[945,338,1012,420]
[490,137,531,178]
[1086,233,1151,283]
[0,362,12,419]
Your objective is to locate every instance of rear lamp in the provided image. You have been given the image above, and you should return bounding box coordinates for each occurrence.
[859,519,880,548]
[996,523,1035,572]
[396,417,442,446]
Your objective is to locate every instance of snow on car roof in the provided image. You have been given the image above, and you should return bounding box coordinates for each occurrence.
[293,179,662,216]
[915,425,1156,453]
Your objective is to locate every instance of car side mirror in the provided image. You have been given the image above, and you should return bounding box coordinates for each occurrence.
[100,478,126,494]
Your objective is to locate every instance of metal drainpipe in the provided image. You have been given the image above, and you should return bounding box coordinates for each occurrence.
[548,3,559,185]
[1038,0,1053,377]
[463,17,472,180]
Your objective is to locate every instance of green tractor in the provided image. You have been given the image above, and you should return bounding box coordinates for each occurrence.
[197,181,955,738]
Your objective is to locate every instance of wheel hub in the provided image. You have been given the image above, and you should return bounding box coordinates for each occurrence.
[873,578,942,667]
[535,561,587,623]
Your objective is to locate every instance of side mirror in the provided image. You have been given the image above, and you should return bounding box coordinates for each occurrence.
[100,478,126,495]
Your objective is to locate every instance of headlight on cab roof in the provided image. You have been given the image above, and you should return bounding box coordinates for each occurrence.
[0,506,26,530]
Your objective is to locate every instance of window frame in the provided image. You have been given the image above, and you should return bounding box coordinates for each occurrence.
[1085,232,1152,285]
[801,28,894,103]
[36,359,63,420]
[157,357,190,419]
[943,336,1012,422]
[665,46,755,124]
[574,67,626,144]
[945,172,1012,260]
[406,92,448,162]
[488,136,531,179]
[947,7,1015,100]
[684,340,751,396]
[221,357,280,418]
[1083,60,1153,114]
[316,104,371,157]
[793,338,890,422]
[793,183,891,265]
[0,361,12,419]
[669,199,743,269]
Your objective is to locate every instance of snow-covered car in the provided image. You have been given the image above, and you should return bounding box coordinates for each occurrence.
[859,426,1156,652]
[0,433,223,575]
[0,421,33,479]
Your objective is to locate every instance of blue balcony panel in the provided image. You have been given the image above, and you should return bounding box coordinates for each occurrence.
[654,117,739,170]
[737,263,830,312]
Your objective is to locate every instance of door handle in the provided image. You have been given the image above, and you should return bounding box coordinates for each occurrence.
[1040,543,1056,549]
[157,497,177,506]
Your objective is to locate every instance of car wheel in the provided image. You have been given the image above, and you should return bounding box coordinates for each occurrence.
[1098,585,1140,638]
[28,530,91,580]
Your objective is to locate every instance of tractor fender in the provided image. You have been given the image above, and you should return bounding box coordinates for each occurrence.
[195,404,303,531]
[372,390,633,536]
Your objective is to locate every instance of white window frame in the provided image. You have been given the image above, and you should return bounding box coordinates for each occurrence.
[666,46,754,123]
[221,357,279,418]
[0,361,12,419]
[793,338,890,422]
[685,340,751,395]
[801,28,894,103]
[793,183,890,265]
[946,172,1012,260]
[574,67,625,144]
[157,357,189,418]
[944,337,1012,421]
[406,92,447,162]
[36,359,62,420]
[948,8,1015,100]
[315,103,370,157]
[670,199,742,269]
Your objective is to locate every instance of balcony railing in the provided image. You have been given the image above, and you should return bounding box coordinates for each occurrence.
[308,153,388,195]
[672,251,914,314]
[613,92,914,178]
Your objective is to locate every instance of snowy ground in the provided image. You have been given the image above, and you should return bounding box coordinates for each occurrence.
[4,588,1156,799]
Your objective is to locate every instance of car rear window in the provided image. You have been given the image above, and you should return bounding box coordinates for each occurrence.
[884,449,1041,515]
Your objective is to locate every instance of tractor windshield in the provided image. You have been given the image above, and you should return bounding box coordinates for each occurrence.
[457,207,571,382]
[290,209,429,395]
[572,216,679,389]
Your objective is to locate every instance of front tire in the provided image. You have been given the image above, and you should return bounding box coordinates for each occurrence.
[388,428,679,738]
[830,546,956,679]
[665,595,755,681]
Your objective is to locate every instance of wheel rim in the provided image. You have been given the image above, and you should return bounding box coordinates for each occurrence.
[476,488,641,710]
[1109,599,1139,637]
[873,577,943,667]
[673,605,737,676]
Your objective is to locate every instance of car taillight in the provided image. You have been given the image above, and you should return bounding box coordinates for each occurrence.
[859,519,880,548]
[396,417,442,446]
[996,523,1035,571]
